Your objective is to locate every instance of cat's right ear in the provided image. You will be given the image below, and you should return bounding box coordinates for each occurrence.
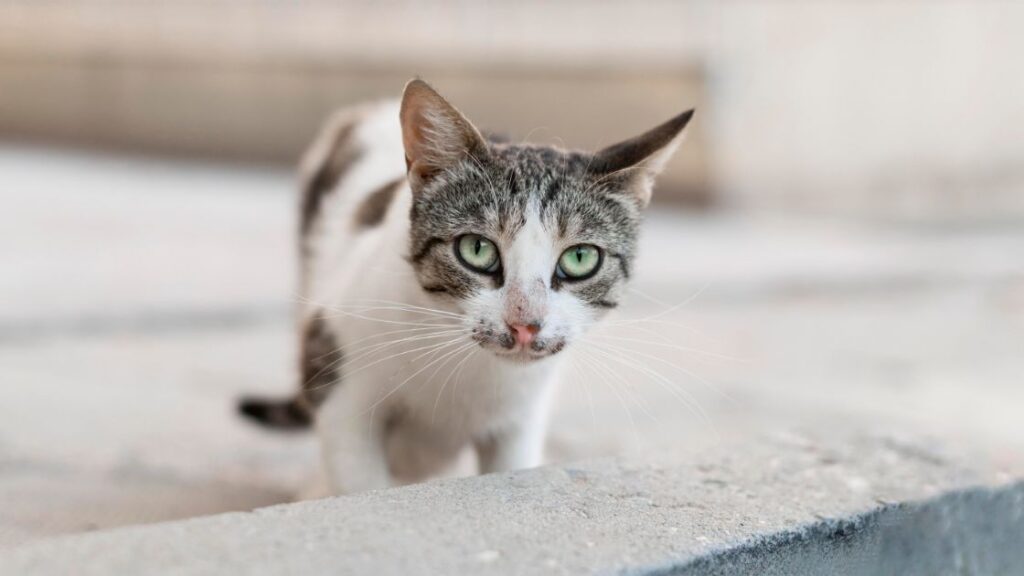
[400,79,489,194]
[590,109,694,207]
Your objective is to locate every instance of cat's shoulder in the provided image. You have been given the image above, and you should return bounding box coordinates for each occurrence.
[299,100,404,235]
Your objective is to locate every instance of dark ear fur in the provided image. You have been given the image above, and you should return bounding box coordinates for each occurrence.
[590,109,694,206]
[399,79,489,193]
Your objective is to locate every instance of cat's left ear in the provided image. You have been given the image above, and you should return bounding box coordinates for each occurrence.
[400,79,490,194]
[590,109,694,207]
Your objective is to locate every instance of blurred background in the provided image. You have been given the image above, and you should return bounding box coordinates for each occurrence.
[1,0,1022,547]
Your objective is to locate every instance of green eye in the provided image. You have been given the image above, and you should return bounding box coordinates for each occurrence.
[557,244,602,280]
[456,234,500,273]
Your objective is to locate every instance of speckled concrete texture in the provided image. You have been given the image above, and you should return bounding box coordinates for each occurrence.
[1,433,1020,575]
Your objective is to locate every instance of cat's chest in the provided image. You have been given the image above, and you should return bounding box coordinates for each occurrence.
[393,350,557,434]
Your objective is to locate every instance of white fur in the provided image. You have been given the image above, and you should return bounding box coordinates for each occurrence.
[301,102,587,495]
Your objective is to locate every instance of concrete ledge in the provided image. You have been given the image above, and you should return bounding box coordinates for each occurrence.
[670,486,1024,576]
[2,433,1020,575]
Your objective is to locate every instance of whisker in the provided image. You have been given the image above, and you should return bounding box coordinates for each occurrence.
[590,333,744,362]
[313,303,460,320]
[327,299,466,319]
[573,347,642,446]
[448,345,479,413]
[313,308,459,328]
[303,324,462,372]
[337,328,465,367]
[367,339,473,424]
[406,333,469,364]
[304,332,466,394]
[431,343,479,424]
[626,286,673,308]
[609,282,710,326]
[295,294,464,321]
[570,354,600,436]
[332,324,462,352]
[587,341,719,439]
[587,338,736,407]
[519,126,550,145]
[579,346,662,427]
[604,317,723,346]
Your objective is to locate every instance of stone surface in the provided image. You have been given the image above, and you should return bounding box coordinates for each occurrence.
[0,433,1020,575]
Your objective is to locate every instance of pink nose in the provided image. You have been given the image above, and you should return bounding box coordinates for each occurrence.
[508,323,541,346]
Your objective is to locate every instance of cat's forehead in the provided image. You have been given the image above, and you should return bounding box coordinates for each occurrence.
[490,143,592,182]
[489,144,639,239]
[410,142,640,253]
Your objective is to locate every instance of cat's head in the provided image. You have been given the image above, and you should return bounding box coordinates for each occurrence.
[400,79,692,362]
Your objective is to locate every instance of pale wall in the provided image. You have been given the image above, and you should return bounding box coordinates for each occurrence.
[708,2,1024,221]
[1,1,1022,220]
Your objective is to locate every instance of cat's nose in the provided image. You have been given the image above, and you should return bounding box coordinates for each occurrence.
[508,322,541,346]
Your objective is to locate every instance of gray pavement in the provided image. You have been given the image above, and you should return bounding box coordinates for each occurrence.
[1,145,1023,566]
[2,433,1021,575]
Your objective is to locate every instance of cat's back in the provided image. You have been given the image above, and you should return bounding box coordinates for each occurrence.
[298,100,411,302]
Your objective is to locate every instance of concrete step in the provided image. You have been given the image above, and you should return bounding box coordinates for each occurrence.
[1,433,1020,575]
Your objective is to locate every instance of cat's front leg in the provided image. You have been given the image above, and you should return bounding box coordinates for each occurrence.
[316,384,392,495]
[475,414,548,474]
[475,377,555,474]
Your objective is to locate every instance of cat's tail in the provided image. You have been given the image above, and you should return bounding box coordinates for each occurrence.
[237,396,312,430]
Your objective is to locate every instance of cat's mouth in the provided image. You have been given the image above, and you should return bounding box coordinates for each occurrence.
[494,347,559,362]
[491,348,562,364]
[471,330,567,362]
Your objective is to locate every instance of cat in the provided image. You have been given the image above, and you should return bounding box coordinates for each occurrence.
[239,79,693,496]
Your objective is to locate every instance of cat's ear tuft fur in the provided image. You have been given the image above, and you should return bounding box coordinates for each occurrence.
[590,109,694,207]
[400,79,489,194]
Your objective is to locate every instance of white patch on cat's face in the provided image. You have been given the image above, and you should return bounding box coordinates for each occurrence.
[463,204,597,362]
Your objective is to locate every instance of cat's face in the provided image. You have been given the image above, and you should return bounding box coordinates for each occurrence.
[408,146,638,361]
[400,80,692,362]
